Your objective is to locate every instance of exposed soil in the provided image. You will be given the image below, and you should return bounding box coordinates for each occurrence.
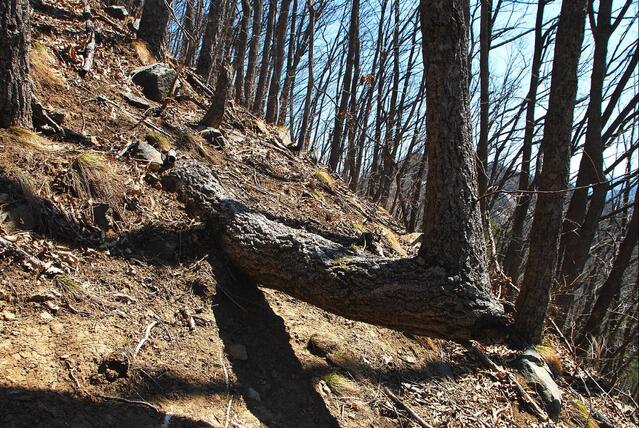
[0,1,636,427]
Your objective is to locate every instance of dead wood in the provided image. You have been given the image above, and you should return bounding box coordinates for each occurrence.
[383,387,433,428]
[163,158,510,342]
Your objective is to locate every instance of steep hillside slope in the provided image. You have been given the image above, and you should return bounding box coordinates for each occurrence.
[0,1,636,427]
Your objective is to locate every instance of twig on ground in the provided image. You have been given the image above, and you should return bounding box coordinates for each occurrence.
[133,320,158,357]
[224,397,233,428]
[96,95,172,138]
[97,394,160,412]
[63,360,82,390]
[383,386,433,428]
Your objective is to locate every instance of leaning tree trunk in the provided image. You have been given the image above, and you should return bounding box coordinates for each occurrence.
[161,0,509,343]
[0,0,32,129]
[514,0,588,344]
[137,0,172,60]
[163,159,508,342]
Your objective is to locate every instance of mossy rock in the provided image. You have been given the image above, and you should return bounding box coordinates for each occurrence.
[377,224,407,256]
[321,373,359,397]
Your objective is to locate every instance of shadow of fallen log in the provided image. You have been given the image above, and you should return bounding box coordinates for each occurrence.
[210,253,340,428]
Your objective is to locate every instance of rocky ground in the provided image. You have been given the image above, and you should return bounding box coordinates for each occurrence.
[0,1,637,427]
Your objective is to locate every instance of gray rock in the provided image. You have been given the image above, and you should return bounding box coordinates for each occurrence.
[134,140,163,167]
[105,5,128,19]
[228,343,248,361]
[515,349,562,420]
[121,91,151,109]
[1,310,16,321]
[131,63,179,102]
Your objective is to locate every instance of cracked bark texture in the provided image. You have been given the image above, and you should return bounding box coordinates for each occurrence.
[137,0,171,59]
[418,0,489,289]
[164,159,509,342]
[0,0,32,128]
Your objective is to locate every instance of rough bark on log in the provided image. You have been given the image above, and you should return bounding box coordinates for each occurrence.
[163,158,510,342]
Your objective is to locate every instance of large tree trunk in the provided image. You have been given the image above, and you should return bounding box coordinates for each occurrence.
[502,0,546,285]
[0,0,32,129]
[137,0,172,59]
[514,0,588,344]
[417,0,488,283]
[163,159,509,342]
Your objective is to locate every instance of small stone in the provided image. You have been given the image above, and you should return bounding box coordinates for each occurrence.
[29,291,56,303]
[121,91,151,109]
[40,311,54,321]
[104,5,128,19]
[515,349,562,420]
[228,344,248,361]
[44,301,60,313]
[131,63,180,102]
[133,140,163,169]
[1,310,16,321]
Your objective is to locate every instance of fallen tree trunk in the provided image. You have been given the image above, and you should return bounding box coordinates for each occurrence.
[163,158,510,342]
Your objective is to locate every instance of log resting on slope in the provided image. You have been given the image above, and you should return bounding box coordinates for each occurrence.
[163,158,510,342]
